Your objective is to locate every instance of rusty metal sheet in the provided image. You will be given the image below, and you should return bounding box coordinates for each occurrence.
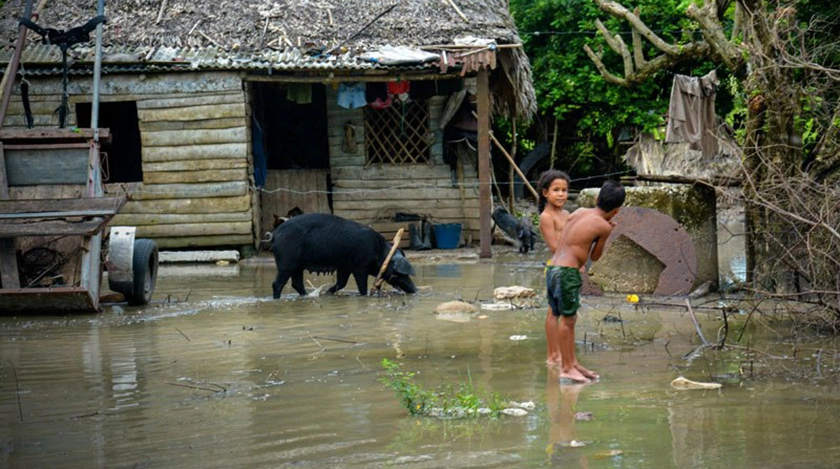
[606,206,697,296]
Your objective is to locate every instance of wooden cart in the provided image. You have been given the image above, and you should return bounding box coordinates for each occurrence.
[0,0,157,313]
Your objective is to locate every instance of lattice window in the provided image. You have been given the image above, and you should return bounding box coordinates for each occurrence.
[364,100,431,165]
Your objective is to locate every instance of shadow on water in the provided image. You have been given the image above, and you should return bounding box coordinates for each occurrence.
[1,248,840,468]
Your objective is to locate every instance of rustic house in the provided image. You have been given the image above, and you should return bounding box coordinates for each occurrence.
[0,0,536,252]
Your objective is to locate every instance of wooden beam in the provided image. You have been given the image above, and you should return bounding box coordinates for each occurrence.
[0,128,111,144]
[0,218,110,238]
[0,197,126,216]
[476,67,492,258]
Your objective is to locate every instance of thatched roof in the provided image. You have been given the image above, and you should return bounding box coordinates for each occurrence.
[0,0,536,120]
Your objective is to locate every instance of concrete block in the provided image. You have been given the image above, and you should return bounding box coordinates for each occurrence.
[159,250,241,264]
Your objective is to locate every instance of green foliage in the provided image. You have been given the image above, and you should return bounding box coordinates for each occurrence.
[379,359,508,419]
[508,0,725,180]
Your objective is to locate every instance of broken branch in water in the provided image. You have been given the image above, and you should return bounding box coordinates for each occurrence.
[685,298,710,346]
[165,381,226,393]
[175,327,190,342]
[311,335,362,344]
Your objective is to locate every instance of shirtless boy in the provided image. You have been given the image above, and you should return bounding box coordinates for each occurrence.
[547,179,625,383]
[537,170,571,364]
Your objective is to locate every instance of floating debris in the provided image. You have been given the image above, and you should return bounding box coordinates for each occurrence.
[434,300,478,314]
[494,285,536,300]
[670,376,722,390]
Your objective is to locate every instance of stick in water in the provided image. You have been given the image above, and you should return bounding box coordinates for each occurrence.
[373,228,404,292]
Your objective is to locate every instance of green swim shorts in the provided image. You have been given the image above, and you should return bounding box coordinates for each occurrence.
[545,266,582,317]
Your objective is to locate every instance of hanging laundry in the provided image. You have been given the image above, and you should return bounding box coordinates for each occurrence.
[665,70,719,158]
[387,81,411,102]
[369,94,392,109]
[337,82,366,109]
[286,83,312,104]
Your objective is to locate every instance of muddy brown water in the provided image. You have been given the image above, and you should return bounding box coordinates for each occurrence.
[2,249,840,468]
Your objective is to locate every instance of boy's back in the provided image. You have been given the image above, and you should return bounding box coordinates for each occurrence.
[553,208,614,269]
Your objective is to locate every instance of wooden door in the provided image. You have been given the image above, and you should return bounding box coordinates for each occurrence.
[259,169,330,233]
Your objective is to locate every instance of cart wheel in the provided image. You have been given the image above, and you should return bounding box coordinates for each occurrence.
[126,238,158,305]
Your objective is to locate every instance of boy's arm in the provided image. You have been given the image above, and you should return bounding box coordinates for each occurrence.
[588,221,614,262]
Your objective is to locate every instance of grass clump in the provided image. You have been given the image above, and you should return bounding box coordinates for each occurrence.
[379,359,508,419]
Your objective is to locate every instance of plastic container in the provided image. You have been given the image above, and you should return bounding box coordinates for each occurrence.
[433,223,462,249]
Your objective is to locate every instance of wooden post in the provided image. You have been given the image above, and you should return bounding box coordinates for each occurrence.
[508,119,516,213]
[0,143,20,288]
[476,68,492,258]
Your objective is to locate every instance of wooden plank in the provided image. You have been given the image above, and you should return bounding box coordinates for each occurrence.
[108,181,248,200]
[3,143,90,150]
[117,194,252,214]
[143,143,247,162]
[137,92,244,109]
[0,128,111,143]
[140,117,247,132]
[141,127,248,147]
[143,168,248,184]
[138,103,245,122]
[0,217,110,237]
[152,234,253,249]
[0,208,118,220]
[332,165,476,180]
[0,288,97,314]
[112,211,253,226]
[143,158,248,172]
[331,187,479,202]
[331,198,479,210]
[0,197,126,215]
[332,206,479,220]
[136,221,252,238]
[259,169,331,232]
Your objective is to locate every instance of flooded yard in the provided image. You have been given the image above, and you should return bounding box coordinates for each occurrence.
[2,249,840,468]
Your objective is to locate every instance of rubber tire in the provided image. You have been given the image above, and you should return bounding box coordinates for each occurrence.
[125,238,158,306]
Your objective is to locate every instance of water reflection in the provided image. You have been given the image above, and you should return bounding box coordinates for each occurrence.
[1,255,839,468]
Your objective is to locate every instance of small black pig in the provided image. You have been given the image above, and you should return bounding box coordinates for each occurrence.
[492,207,536,254]
[516,216,536,254]
[269,213,418,298]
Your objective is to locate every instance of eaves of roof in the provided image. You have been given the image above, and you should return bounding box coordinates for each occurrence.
[2,44,443,77]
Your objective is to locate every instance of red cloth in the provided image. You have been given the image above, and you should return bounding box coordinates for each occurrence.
[387,81,410,95]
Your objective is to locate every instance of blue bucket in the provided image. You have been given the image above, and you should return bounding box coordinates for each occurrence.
[433,223,462,249]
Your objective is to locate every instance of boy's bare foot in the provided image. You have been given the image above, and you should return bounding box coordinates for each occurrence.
[575,364,599,380]
[546,355,562,365]
[559,368,590,384]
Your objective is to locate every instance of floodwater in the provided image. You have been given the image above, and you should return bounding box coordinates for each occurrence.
[2,250,840,469]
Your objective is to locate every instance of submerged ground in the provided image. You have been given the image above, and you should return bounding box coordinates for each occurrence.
[1,247,839,468]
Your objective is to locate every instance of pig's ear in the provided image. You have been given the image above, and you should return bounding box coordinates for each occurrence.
[392,254,416,276]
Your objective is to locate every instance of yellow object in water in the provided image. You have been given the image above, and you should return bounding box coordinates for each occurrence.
[626,294,640,303]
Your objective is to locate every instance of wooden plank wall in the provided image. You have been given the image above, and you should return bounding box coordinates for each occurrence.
[2,73,256,249]
[259,168,331,234]
[326,89,481,246]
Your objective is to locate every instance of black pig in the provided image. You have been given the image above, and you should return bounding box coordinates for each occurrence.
[516,216,536,254]
[269,213,418,298]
